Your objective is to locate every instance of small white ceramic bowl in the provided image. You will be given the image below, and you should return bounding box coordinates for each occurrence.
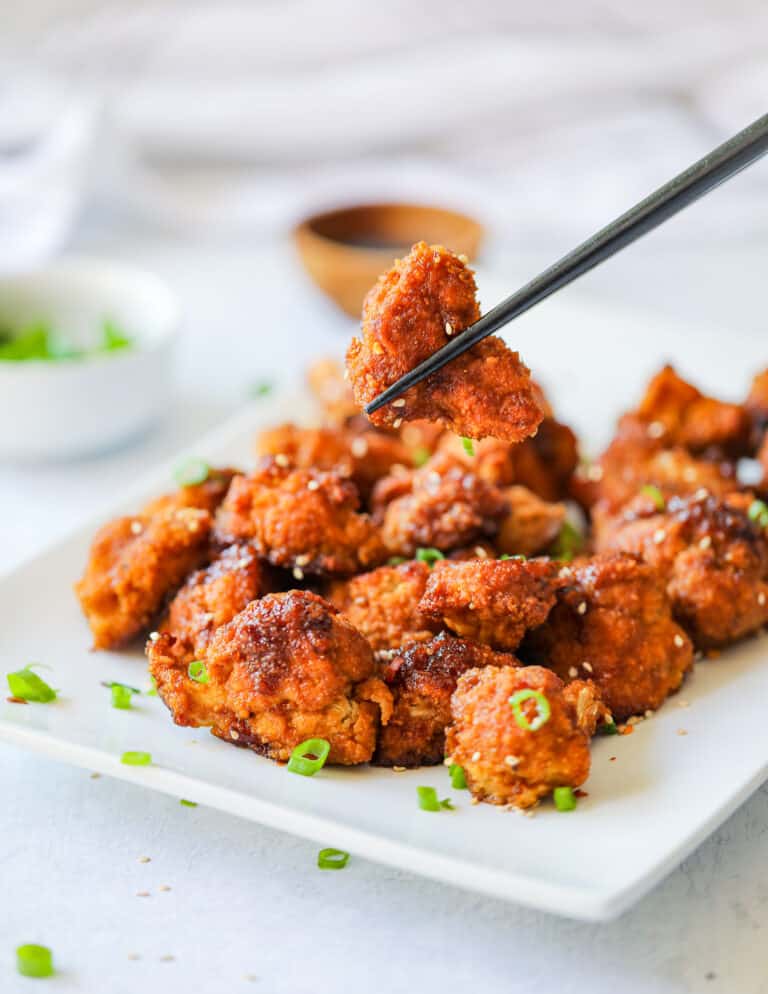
[0,258,179,461]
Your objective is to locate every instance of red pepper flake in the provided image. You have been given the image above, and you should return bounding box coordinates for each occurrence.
[618,724,634,736]
[6,696,27,705]
[574,789,589,798]
[609,756,617,761]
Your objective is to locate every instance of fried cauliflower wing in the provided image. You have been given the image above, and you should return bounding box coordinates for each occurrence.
[213,459,385,575]
[371,452,508,557]
[522,553,693,721]
[326,560,437,651]
[161,543,264,655]
[446,665,591,808]
[76,506,212,650]
[419,557,561,651]
[373,632,519,768]
[495,485,566,558]
[346,242,544,442]
[597,491,768,648]
[148,590,392,764]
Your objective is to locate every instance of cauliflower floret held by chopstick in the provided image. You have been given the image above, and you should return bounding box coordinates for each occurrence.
[346,242,545,443]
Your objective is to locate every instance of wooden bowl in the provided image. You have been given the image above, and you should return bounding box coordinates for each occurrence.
[294,203,484,318]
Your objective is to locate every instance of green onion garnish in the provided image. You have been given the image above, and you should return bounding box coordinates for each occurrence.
[640,484,666,511]
[173,457,210,487]
[287,738,330,776]
[440,798,455,810]
[6,667,56,703]
[748,499,768,529]
[111,685,133,709]
[550,521,583,563]
[413,446,431,467]
[416,548,445,567]
[499,553,526,561]
[598,720,619,736]
[250,381,273,398]
[508,689,551,732]
[101,680,141,694]
[146,676,158,697]
[101,320,132,352]
[121,751,152,766]
[417,785,453,811]
[180,799,197,808]
[317,848,350,870]
[553,786,577,812]
[449,763,467,789]
[187,660,210,684]
[387,556,408,566]
[16,944,54,978]
[460,436,475,456]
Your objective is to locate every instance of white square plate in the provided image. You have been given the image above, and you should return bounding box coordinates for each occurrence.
[1,289,766,921]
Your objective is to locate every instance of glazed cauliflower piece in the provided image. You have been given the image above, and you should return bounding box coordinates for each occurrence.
[148,590,392,765]
[213,459,385,576]
[446,665,591,808]
[419,557,561,651]
[522,553,693,721]
[326,559,437,652]
[495,485,566,558]
[371,452,508,557]
[373,633,519,768]
[76,505,212,650]
[346,242,544,442]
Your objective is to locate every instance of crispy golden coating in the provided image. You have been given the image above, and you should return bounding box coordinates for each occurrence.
[148,591,392,764]
[143,467,239,517]
[597,492,768,647]
[76,506,212,650]
[371,452,508,557]
[307,358,359,427]
[326,560,437,651]
[255,423,412,502]
[213,459,385,575]
[496,485,566,558]
[346,242,544,442]
[419,558,561,651]
[523,553,693,720]
[373,633,519,768]
[446,665,591,808]
[161,543,264,655]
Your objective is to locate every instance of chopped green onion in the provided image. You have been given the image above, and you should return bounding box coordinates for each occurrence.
[416,548,445,567]
[550,521,583,562]
[174,457,210,487]
[553,786,577,812]
[146,676,158,697]
[748,499,768,529]
[499,553,526,561]
[101,320,132,352]
[111,685,133,709]
[412,446,431,468]
[640,484,666,511]
[100,680,141,694]
[317,848,350,870]
[287,738,330,776]
[449,763,467,789]
[598,720,619,736]
[460,436,475,457]
[508,689,551,732]
[7,667,56,703]
[16,944,53,978]
[417,786,454,812]
[387,556,407,566]
[0,324,51,361]
[121,751,152,766]
[250,380,273,398]
[188,660,210,684]
[439,798,455,810]
[180,799,197,808]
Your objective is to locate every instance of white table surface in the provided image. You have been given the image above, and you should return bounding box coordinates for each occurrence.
[2,217,768,993]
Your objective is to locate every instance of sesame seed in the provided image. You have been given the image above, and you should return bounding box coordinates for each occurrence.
[392,398,406,408]
[392,766,407,773]
[295,554,310,567]
[504,755,520,768]
[292,567,304,580]
[158,885,171,892]
[445,322,454,336]
[587,464,604,482]
[683,466,698,483]
[342,367,350,380]
[699,535,712,550]
[274,453,290,468]
[392,418,403,429]
[645,709,654,718]
[471,751,481,762]
[230,729,239,740]
[350,438,368,458]
[149,631,160,642]
[128,953,141,961]
[160,955,175,963]
[130,521,143,535]
[759,592,767,607]
[678,700,690,708]
[693,488,710,501]
[474,546,489,559]
[458,253,469,264]
[470,796,480,805]
[372,342,384,355]
[307,479,320,491]
[677,728,688,736]
[647,420,665,438]
[137,856,151,864]
[627,715,642,725]
[674,633,685,648]
[581,661,593,673]
[136,891,151,898]
[443,757,453,767]
[568,666,578,678]
[467,601,475,610]
[236,558,251,569]
[558,567,573,579]
[653,528,667,544]
[577,601,587,615]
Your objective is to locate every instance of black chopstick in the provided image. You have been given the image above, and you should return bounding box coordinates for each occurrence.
[364,112,768,416]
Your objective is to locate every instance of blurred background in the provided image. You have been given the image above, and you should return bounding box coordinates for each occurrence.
[1,0,767,563]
